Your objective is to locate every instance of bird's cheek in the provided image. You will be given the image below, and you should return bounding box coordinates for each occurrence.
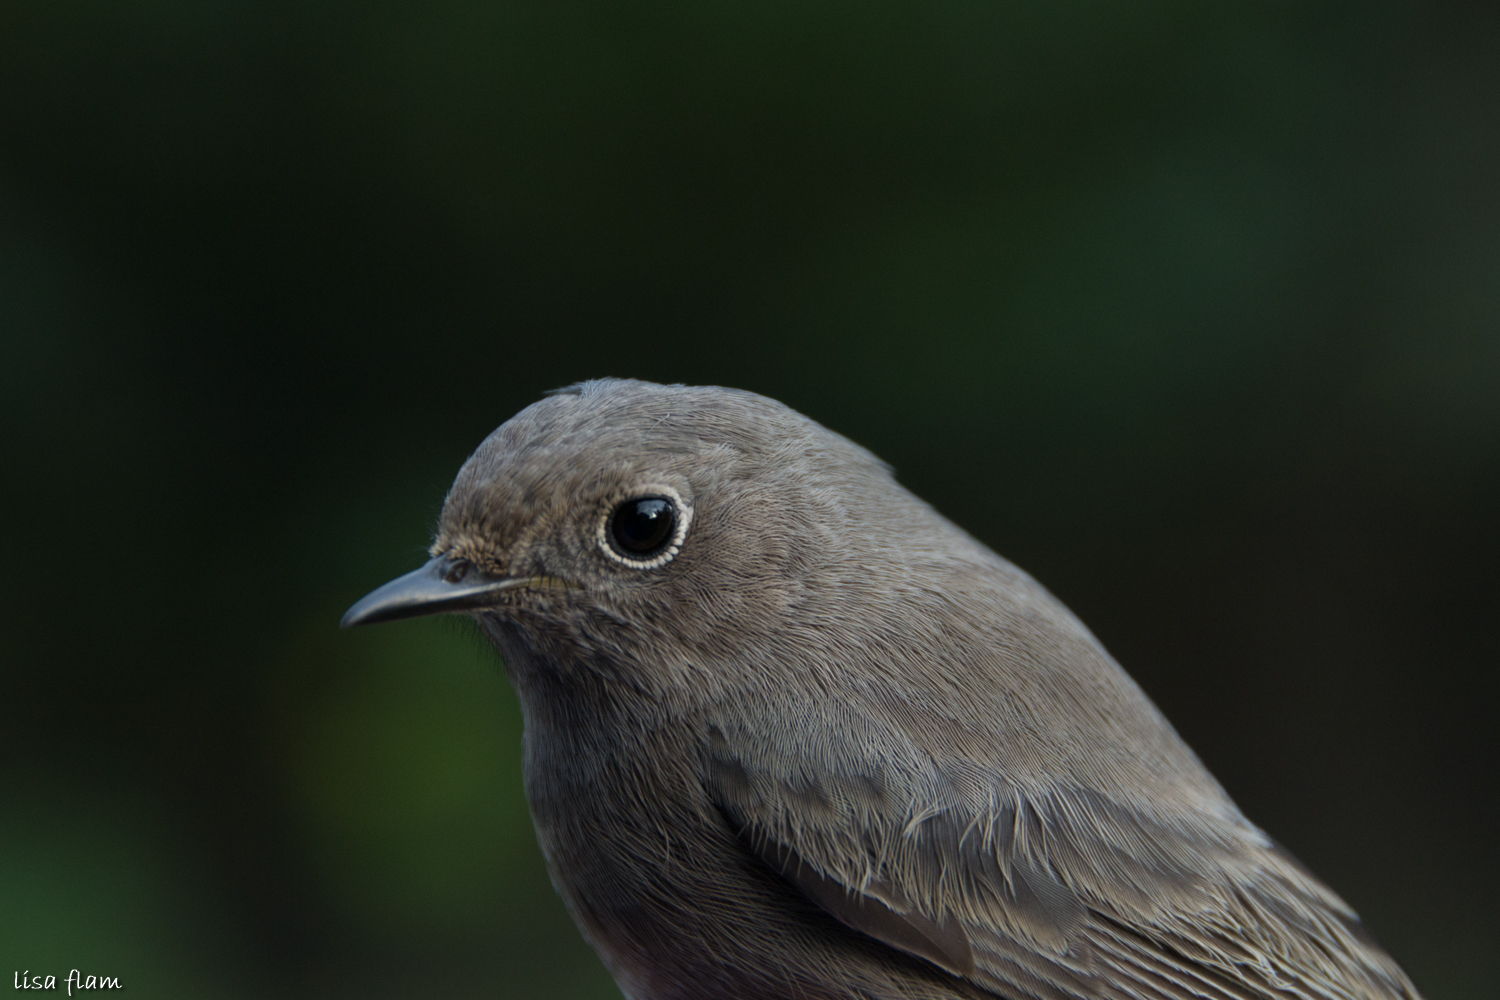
[651,573,802,658]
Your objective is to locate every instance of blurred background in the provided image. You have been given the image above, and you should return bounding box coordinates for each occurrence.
[2,0,1496,997]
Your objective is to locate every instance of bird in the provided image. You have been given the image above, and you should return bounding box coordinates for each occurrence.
[342,378,1421,1000]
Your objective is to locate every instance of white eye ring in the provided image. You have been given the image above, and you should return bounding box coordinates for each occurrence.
[596,485,692,569]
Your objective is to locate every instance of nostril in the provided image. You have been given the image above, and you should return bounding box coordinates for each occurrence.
[443,559,471,584]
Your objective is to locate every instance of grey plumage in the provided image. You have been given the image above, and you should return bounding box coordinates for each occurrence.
[344,379,1421,1000]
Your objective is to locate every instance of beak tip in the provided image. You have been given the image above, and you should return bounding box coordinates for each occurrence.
[339,597,379,629]
[338,572,420,631]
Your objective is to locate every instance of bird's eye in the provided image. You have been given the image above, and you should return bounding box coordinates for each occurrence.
[609,497,677,560]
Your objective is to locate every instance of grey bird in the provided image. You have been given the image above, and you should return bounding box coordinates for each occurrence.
[343,379,1421,1000]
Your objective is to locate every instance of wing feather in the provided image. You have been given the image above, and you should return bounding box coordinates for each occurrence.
[705,706,1420,1000]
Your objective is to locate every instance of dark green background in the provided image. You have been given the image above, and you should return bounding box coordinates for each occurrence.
[3,1,1496,997]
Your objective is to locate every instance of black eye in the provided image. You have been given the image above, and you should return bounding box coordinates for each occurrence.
[609,496,677,559]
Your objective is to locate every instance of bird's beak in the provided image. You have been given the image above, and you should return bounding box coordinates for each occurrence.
[340,555,539,628]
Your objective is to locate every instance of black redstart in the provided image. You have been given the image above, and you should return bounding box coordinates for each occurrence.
[343,379,1420,1000]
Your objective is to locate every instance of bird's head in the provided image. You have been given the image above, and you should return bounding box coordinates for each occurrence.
[342,379,903,685]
